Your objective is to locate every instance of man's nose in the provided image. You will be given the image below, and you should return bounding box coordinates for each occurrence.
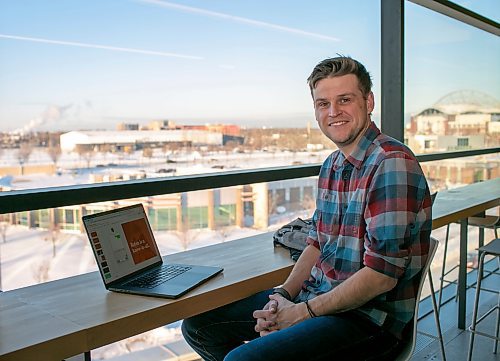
[328,104,341,117]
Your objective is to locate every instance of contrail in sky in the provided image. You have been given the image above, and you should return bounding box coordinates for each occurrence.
[138,0,340,42]
[0,34,204,60]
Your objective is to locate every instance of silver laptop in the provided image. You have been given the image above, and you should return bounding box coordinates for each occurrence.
[82,203,223,299]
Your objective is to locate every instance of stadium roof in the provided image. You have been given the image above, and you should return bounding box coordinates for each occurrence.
[431,90,500,115]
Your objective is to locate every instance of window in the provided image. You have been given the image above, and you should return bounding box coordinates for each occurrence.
[405,2,500,155]
[457,138,469,147]
[0,1,380,189]
[149,208,177,231]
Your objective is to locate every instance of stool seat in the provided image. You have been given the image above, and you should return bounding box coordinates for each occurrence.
[478,238,500,257]
[469,215,500,229]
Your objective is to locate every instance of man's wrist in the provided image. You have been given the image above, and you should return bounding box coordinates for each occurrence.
[272,287,292,301]
[304,299,318,318]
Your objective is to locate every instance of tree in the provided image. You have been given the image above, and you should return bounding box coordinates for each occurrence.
[75,145,94,168]
[46,223,61,258]
[16,142,33,175]
[176,217,201,251]
[0,221,8,243]
[32,260,51,284]
[0,216,9,292]
[142,147,154,164]
[47,144,62,168]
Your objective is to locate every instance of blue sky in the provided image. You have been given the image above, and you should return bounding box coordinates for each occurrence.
[0,0,498,132]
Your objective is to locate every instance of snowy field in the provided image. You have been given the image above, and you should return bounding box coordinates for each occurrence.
[0,225,267,292]
[1,221,496,360]
[1,147,497,360]
[0,224,265,360]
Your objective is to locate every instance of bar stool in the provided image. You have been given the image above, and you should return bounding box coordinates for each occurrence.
[467,238,500,361]
[468,213,500,244]
[437,209,500,310]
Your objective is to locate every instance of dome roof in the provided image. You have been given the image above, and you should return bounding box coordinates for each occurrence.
[432,90,500,115]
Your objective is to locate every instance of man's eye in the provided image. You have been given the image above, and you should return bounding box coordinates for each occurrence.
[340,98,351,104]
[317,102,328,108]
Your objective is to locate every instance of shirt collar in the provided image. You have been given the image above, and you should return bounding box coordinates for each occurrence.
[332,121,380,171]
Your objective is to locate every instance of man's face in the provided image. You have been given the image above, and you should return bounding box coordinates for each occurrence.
[312,74,374,155]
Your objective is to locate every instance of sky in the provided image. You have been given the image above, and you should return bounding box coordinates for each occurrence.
[0,0,498,133]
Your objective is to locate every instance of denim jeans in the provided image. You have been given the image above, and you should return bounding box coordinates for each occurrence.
[181,289,402,361]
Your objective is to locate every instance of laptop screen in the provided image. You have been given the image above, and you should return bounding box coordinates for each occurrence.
[83,204,162,284]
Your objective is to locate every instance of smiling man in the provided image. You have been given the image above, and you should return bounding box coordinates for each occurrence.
[181,56,432,361]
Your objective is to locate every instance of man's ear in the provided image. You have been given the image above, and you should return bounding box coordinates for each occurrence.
[366,91,375,114]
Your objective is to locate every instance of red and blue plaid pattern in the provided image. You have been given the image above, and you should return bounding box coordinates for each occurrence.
[301,122,432,339]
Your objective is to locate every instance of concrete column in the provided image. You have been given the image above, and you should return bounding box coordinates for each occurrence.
[177,193,187,232]
[252,183,269,230]
[207,189,215,230]
[235,186,244,228]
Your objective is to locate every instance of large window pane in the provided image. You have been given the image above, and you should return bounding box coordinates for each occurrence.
[405,2,500,156]
[405,1,500,305]
[0,1,380,190]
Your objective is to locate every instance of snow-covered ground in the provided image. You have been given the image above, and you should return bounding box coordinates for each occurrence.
[1,221,495,360]
[0,146,331,186]
[0,224,265,292]
[1,147,497,360]
[0,146,329,359]
[0,224,265,360]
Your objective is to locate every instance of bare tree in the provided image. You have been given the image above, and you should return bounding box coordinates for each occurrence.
[47,144,62,168]
[16,142,33,175]
[46,223,61,258]
[0,243,2,290]
[32,260,51,283]
[176,218,201,251]
[142,147,154,164]
[75,145,94,168]
[0,221,8,243]
[0,215,7,289]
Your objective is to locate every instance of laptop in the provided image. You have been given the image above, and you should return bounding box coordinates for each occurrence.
[82,203,223,299]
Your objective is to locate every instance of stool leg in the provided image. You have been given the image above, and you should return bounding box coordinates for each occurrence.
[467,251,486,361]
[494,289,499,354]
[428,270,447,361]
[438,224,451,312]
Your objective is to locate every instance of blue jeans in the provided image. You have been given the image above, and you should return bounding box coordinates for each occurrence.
[181,289,402,361]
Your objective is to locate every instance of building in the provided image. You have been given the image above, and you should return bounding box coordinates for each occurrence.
[5,177,317,233]
[60,129,223,152]
[406,90,500,154]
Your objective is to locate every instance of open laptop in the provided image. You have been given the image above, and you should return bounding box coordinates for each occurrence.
[83,203,223,299]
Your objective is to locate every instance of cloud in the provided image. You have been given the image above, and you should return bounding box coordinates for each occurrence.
[138,0,340,42]
[0,34,204,60]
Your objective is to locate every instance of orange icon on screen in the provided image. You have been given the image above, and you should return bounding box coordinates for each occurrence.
[121,219,157,264]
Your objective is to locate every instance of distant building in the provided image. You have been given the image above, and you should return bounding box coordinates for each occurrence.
[406,90,500,153]
[116,123,139,131]
[147,120,179,131]
[405,90,500,185]
[60,129,223,152]
[6,177,318,233]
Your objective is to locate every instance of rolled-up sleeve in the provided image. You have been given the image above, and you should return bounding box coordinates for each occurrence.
[363,154,429,279]
[306,209,320,250]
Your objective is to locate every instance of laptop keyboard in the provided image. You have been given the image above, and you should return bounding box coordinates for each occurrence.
[125,265,192,289]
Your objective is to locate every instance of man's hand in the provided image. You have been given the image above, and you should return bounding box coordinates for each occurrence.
[253,295,280,336]
[253,294,308,336]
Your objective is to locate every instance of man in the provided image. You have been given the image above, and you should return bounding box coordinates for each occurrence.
[182,56,432,361]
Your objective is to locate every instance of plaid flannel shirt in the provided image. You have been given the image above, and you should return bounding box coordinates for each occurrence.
[298,121,432,339]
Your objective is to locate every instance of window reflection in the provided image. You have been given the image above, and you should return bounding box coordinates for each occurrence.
[405,1,500,191]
